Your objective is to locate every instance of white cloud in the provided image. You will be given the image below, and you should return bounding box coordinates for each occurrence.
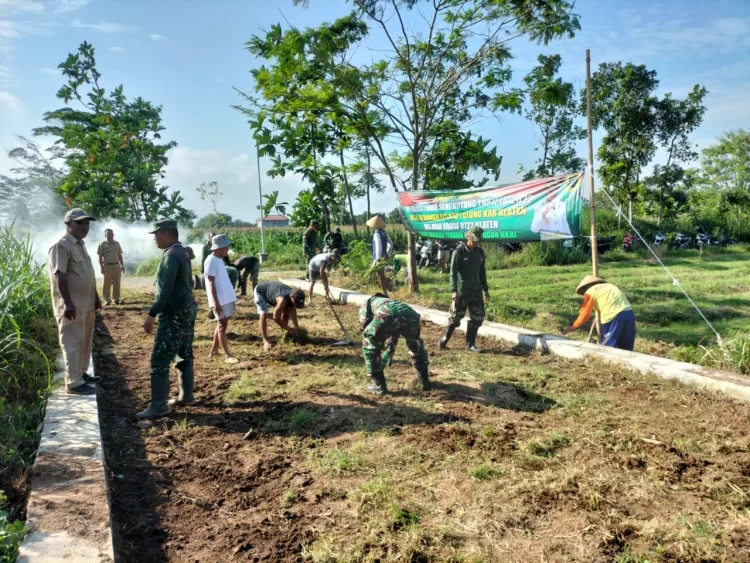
[0,0,44,16]
[0,19,20,38]
[70,19,137,33]
[0,90,26,112]
[0,63,11,86]
[40,67,59,75]
[149,33,166,41]
[55,0,93,13]
[109,45,124,52]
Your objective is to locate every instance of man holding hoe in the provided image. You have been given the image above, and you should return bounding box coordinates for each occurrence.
[307,248,341,304]
[254,281,306,351]
[562,275,636,351]
[438,226,490,352]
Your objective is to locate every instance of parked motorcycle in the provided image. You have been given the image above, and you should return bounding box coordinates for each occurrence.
[717,234,737,247]
[654,231,666,247]
[622,233,637,252]
[416,239,438,268]
[501,242,523,254]
[564,236,615,254]
[670,232,692,250]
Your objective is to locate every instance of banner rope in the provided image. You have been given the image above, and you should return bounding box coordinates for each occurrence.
[585,166,723,345]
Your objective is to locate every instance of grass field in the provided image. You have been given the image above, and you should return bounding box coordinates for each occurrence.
[95,286,750,561]
[344,246,750,367]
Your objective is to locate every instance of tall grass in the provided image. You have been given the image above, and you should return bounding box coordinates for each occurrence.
[0,225,56,560]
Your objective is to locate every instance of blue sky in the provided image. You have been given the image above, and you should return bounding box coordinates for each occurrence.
[1,0,748,223]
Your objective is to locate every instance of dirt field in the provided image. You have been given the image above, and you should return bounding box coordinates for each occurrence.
[93,286,750,562]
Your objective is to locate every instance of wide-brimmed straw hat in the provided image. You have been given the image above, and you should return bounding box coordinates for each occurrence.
[366,215,386,229]
[576,275,605,295]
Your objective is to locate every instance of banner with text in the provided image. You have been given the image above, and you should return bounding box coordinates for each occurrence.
[397,173,584,242]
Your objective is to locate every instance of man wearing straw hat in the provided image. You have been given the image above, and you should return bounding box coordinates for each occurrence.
[563,275,636,351]
[438,226,489,352]
[366,215,392,296]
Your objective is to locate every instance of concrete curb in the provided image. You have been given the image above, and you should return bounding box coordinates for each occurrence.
[18,355,114,563]
[281,279,750,403]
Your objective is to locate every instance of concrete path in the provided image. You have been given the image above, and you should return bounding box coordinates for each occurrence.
[281,279,750,403]
[17,356,113,563]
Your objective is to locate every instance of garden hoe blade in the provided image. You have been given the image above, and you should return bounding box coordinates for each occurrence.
[326,297,353,347]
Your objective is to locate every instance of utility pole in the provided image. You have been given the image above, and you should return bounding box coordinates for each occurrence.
[586,48,601,342]
[256,142,268,263]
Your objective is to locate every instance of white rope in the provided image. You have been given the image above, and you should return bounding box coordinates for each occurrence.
[585,166,723,345]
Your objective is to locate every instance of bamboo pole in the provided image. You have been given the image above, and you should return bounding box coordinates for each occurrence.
[256,142,268,263]
[585,49,602,342]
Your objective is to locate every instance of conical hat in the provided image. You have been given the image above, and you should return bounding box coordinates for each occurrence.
[366,215,386,229]
[576,275,605,295]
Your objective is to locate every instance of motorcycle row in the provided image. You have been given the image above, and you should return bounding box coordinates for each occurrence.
[413,226,737,270]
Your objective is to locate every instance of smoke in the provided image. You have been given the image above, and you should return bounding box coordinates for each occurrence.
[26,219,166,278]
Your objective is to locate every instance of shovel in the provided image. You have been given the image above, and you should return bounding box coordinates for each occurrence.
[325,290,353,347]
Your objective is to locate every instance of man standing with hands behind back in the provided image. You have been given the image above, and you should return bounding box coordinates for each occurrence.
[97,228,125,305]
[48,208,103,395]
[438,226,490,352]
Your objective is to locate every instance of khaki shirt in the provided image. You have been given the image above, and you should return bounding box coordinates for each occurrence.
[48,232,97,318]
[97,240,122,265]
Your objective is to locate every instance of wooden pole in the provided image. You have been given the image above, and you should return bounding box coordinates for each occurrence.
[585,49,602,342]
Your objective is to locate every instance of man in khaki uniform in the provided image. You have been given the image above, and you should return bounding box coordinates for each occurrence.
[48,208,103,395]
[97,228,124,305]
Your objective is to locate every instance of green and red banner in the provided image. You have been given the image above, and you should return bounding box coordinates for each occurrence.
[397,172,584,242]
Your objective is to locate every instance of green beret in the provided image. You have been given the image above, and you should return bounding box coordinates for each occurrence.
[148,219,178,234]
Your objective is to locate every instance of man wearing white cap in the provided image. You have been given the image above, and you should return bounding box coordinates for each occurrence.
[204,234,239,363]
[48,208,103,395]
[563,275,636,350]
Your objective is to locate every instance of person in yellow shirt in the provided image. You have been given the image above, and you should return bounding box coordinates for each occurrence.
[562,275,636,351]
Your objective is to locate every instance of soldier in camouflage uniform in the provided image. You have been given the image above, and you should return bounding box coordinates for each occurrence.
[302,220,320,266]
[138,219,198,419]
[439,226,490,352]
[360,293,430,395]
[234,255,260,296]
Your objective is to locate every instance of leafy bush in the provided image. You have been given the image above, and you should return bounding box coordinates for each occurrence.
[0,491,26,563]
[0,226,55,559]
[134,256,161,277]
[504,240,589,268]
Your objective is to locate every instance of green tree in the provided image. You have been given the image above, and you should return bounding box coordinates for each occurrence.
[0,135,67,225]
[259,190,289,217]
[196,181,226,226]
[701,129,750,228]
[350,142,385,234]
[290,189,324,227]
[34,42,189,222]
[587,62,659,224]
[285,1,580,291]
[522,54,585,180]
[194,213,234,229]
[646,85,707,224]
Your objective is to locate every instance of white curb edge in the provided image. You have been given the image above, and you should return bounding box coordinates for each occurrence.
[17,355,114,563]
[282,279,750,403]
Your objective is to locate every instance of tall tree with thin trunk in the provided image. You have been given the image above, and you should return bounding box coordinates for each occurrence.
[522,54,585,180]
[291,0,580,291]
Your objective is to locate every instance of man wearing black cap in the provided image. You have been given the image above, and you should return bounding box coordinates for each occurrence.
[253,281,306,351]
[48,208,103,395]
[138,219,198,419]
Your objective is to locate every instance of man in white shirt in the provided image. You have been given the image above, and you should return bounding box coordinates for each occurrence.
[203,234,239,364]
[307,249,340,304]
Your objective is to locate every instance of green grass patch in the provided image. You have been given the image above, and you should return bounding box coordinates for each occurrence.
[525,431,571,459]
[225,372,260,403]
[468,462,502,481]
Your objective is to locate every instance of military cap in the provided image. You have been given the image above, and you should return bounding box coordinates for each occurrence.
[148,219,178,234]
[310,219,320,228]
[64,208,97,222]
[465,225,484,241]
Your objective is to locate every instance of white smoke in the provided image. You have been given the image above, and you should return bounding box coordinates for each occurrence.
[27,219,167,278]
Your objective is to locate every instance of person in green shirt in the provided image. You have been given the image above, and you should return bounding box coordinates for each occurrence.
[438,226,490,352]
[138,220,198,419]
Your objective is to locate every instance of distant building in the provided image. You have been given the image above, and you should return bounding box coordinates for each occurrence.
[257,215,290,228]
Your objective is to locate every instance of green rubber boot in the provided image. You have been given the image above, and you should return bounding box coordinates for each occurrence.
[169,365,196,407]
[365,372,388,396]
[439,325,455,349]
[465,324,480,352]
[136,373,171,419]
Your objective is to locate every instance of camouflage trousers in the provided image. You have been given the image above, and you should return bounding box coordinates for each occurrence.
[449,295,485,330]
[303,245,316,263]
[226,266,239,288]
[151,301,198,379]
[237,264,259,295]
[362,306,429,375]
